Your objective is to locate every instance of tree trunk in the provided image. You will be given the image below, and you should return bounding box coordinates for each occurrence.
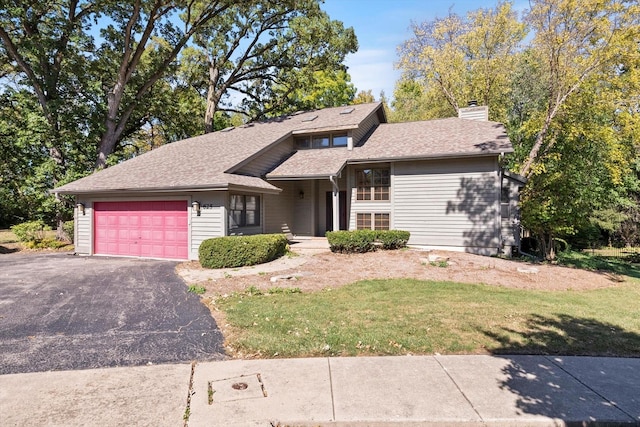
[96,120,119,169]
[539,232,556,261]
[520,111,554,178]
[204,64,220,134]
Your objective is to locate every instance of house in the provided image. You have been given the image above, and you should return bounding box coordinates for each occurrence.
[53,102,523,260]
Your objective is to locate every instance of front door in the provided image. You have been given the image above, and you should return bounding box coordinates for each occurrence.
[325,191,347,232]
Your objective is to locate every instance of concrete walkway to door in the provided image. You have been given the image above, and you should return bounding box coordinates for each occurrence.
[288,236,331,254]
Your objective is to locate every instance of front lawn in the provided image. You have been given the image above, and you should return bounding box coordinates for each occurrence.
[557,250,640,279]
[215,279,640,358]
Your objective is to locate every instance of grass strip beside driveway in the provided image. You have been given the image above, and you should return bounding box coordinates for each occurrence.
[216,279,640,358]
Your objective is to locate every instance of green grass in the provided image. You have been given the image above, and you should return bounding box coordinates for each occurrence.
[188,284,207,295]
[217,279,640,358]
[557,250,640,279]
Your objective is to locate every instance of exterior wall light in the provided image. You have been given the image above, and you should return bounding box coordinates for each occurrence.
[299,190,304,200]
[192,200,201,216]
[77,202,86,216]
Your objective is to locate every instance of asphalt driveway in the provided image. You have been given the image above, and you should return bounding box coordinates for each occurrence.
[0,252,224,374]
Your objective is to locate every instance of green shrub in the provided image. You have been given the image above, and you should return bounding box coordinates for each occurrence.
[24,238,69,249]
[326,230,377,253]
[62,220,74,243]
[375,230,410,249]
[11,220,51,243]
[199,234,288,269]
[326,229,411,253]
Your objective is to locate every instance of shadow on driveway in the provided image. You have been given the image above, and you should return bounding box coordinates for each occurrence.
[0,252,224,374]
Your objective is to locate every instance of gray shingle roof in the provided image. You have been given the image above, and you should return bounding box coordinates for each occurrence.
[54,104,512,194]
[53,102,383,194]
[354,118,513,160]
[267,118,512,179]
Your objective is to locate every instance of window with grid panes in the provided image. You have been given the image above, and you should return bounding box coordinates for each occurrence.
[374,213,390,230]
[230,194,260,227]
[356,168,390,201]
[356,213,390,230]
[356,213,371,230]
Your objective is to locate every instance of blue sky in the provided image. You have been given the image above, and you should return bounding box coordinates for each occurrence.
[321,0,526,100]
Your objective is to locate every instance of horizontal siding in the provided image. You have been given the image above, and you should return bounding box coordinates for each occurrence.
[237,139,294,177]
[293,181,314,236]
[191,193,226,258]
[75,201,92,255]
[264,182,294,234]
[352,112,380,145]
[393,158,500,251]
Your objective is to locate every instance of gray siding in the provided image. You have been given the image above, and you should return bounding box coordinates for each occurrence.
[264,181,294,235]
[352,111,381,145]
[393,157,500,254]
[191,192,226,259]
[236,139,294,177]
[292,180,314,236]
[75,199,92,255]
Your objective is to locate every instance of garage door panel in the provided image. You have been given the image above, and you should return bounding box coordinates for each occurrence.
[94,201,188,259]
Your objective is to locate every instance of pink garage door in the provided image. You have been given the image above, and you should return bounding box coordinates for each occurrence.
[94,201,188,259]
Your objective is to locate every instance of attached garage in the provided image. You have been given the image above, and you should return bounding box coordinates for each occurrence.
[93,201,189,260]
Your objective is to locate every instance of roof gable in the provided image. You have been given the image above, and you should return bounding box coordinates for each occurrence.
[53,103,384,194]
[267,117,513,179]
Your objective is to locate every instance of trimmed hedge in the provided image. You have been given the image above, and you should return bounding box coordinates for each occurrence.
[325,230,377,253]
[376,230,411,250]
[199,234,288,269]
[326,229,410,253]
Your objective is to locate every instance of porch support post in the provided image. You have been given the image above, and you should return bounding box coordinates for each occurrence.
[329,175,340,231]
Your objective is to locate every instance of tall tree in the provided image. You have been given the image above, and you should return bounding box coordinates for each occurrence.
[353,89,375,104]
[397,1,526,123]
[519,0,640,177]
[0,0,235,169]
[0,1,356,227]
[179,0,357,131]
[273,69,356,114]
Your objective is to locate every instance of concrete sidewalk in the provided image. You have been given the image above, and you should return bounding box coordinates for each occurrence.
[1,355,639,426]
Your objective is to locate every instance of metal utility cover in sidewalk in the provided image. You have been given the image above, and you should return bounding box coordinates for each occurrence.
[209,374,266,403]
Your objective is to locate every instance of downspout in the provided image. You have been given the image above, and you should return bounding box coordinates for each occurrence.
[329,175,340,231]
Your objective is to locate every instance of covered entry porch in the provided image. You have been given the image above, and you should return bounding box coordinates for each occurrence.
[265,175,349,237]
